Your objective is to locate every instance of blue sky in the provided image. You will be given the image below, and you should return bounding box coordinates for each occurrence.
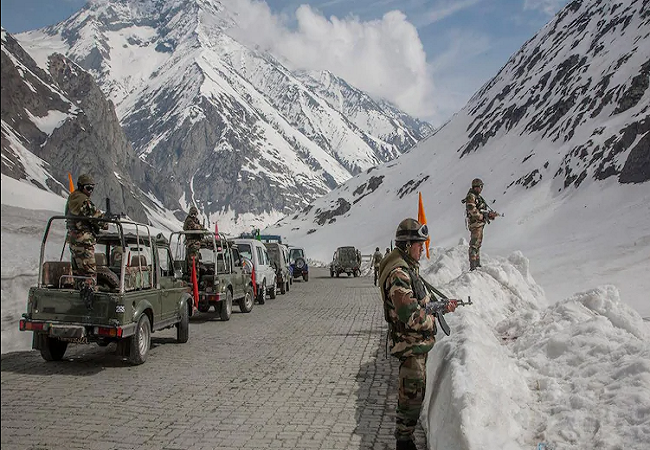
[1,0,569,125]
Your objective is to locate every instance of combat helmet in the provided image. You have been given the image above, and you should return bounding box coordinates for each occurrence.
[376,247,380,251]
[472,178,484,188]
[189,206,198,216]
[77,174,95,186]
[395,218,428,243]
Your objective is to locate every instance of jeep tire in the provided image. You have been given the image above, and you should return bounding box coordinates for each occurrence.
[177,301,189,343]
[239,289,254,313]
[220,290,233,321]
[128,314,151,365]
[257,281,266,305]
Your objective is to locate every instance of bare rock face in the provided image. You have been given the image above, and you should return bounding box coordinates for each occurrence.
[1,30,162,223]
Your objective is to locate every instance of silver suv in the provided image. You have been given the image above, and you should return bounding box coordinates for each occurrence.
[233,239,277,303]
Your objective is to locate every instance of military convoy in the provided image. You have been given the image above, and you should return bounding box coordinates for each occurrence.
[19,212,319,365]
[19,216,193,365]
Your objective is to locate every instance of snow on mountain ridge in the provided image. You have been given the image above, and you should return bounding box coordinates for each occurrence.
[14,0,430,234]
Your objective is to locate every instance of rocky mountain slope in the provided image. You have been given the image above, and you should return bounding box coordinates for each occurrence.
[1,29,166,223]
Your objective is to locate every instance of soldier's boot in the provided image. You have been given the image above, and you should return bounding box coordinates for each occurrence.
[476,257,482,268]
[469,260,478,271]
[396,438,418,450]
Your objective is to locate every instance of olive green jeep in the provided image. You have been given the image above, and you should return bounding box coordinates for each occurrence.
[170,231,254,320]
[19,216,194,365]
[330,246,362,277]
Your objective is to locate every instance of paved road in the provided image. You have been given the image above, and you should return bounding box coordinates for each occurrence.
[1,268,426,450]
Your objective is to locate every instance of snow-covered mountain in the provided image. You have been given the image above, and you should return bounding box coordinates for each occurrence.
[13,0,432,233]
[267,0,650,306]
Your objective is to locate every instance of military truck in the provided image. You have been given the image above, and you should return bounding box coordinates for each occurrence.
[330,246,362,277]
[170,231,254,319]
[19,216,193,365]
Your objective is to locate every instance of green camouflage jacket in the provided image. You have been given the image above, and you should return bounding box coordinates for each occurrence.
[183,215,204,236]
[465,189,488,229]
[65,190,104,243]
[378,248,436,358]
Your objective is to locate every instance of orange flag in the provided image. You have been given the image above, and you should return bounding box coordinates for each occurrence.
[68,173,74,192]
[418,192,430,259]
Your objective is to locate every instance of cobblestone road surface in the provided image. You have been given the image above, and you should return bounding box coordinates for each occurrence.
[1,268,426,450]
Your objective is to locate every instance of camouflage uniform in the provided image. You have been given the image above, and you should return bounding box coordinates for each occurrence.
[183,206,204,266]
[65,183,105,288]
[379,247,437,443]
[464,181,489,270]
[372,248,383,286]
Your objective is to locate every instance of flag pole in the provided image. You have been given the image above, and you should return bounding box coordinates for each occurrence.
[418,192,430,259]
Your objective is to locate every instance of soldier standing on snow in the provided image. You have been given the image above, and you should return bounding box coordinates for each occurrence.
[65,174,108,294]
[463,178,498,271]
[378,218,458,450]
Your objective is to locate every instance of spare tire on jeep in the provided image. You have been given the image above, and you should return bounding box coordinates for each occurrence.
[97,266,119,291]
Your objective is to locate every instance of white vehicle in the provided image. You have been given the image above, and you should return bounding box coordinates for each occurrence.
[233,239,277,304]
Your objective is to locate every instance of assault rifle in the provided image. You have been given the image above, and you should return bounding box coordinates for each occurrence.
[479,204,503,224]
[421,277,473,336]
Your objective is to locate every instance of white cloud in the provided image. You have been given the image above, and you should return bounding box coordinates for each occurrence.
[524,0,569,16]
[228,0,438,122]
[418,0,481,27]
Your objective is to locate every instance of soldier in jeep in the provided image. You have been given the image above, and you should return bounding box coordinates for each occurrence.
[64,174,108,293]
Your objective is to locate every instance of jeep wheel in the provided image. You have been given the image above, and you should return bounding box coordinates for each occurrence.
[40,336,68,361]
[280,278,286,294]
[330,270,334,278]
[177,301,189,343]
[239,289,254,313]
[128,314,151,365]
[303,273,309,282]
[336,272,340,278]
[257,281,266,305]
[270,284,277,299]
[220,290,233,321]
[285,281,290,293]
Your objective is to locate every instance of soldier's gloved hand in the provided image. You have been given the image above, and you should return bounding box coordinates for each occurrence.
[488,211,497,220]
[446,300,458,313]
